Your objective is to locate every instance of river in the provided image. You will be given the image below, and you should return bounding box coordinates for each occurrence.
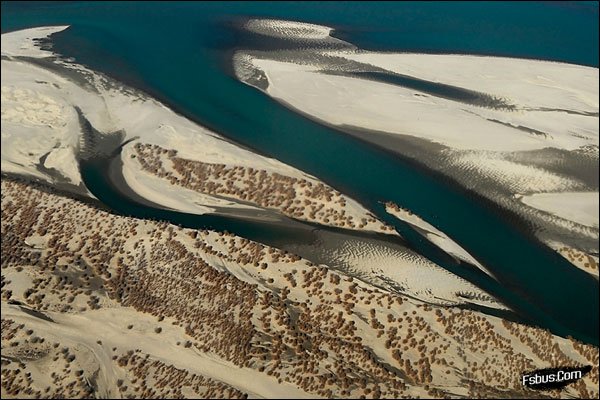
[2,1,598,345]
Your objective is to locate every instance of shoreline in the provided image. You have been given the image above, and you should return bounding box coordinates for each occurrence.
[46,27,400,237]
[266,90,547,243]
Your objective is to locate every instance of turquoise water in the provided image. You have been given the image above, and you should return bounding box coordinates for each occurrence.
[2,2,598,345]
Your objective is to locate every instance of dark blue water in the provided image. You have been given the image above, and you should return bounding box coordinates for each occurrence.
[2,1,598,345]
[2,1,598,66]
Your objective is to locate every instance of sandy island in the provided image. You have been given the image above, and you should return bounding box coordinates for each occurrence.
[233,18,599,277]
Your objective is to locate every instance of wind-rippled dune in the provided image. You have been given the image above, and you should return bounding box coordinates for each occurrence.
[233,18,599,275]
[2,180,598,398]
[244,18,355,50]
[285,228,505,308]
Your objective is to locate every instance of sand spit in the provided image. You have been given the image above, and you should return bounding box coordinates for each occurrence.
[384,201,496,279]
[1,25,70,58]
[283,228,506,309]
[2,180,599,398]
[1,26,392,235]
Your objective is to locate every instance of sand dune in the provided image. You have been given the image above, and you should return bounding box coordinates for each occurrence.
[2,180,598,398]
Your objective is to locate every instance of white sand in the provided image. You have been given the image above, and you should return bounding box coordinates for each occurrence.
[384,203,496,279]
[2,27,114,193]
[243,19,353,50]
[519,191,599,228]
[342,52,598,115]
[248,57,597,152]
[1,62,86,189]
[448,152,585,194]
